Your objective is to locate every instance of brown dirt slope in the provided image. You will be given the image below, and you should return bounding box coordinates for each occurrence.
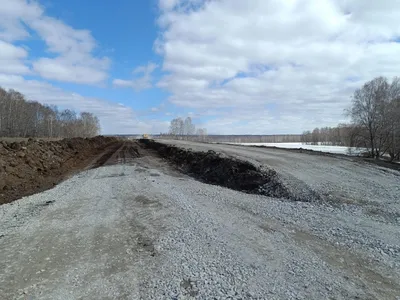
[0,136,119,205]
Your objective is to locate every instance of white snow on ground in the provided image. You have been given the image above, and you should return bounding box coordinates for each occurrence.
[227,143,364,156]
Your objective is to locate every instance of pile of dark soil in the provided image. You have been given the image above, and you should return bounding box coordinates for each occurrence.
[140,139,293,199]
[0,136,118,205]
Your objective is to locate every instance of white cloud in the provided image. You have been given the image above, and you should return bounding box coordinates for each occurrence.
[156,0,400,133]
[0,1,169,134]
[0,73,168,134]
[29,15,110,84]
[32,57,108,84]
[0,40,31,74]
[0,0,42,41]
[0,0,149,133]
[0,0,109,84]
[159,0,179,11]
[113,62,158,91]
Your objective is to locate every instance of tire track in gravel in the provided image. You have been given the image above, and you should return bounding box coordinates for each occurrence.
[1,139,400,299]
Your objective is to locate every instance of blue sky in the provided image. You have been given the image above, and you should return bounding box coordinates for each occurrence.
[1,0,400,134]
[30,0,170,121]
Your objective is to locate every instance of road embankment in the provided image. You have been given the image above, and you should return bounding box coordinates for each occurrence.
[0,136,120,205]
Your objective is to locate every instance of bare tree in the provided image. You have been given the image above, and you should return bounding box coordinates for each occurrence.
[311,128,320,145]
[301,130,312,144]
[167,118,207,141]
[184,117,195,136]
[195,128,207,141]
[169,118,183,135]
[196,128,207,136]
[385,98,400,161]
[348,77,391,158]
[0,87,101,138]
[80,112,101,137]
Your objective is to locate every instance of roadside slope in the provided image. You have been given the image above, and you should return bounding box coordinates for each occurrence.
[1,152,399,299]
[158,140,400,209]
[0,136,120,205]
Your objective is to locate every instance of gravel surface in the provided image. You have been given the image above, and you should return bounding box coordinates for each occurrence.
[1,142,400,299]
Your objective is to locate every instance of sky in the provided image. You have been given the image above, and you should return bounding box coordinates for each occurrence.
[1,0,400,135]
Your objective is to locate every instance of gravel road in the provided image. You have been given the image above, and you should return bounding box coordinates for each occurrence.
[1,141,399,299]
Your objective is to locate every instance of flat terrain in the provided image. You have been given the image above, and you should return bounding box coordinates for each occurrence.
[1,140,399,299]
[227,142,363,155]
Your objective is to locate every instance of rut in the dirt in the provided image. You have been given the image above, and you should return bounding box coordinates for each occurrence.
[91,142,123,168]
[139,139,313,201]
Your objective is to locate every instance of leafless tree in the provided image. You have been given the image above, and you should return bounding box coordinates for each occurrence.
[302,77,400,160]
[169,118,183,135]
[169,117,196,137]
[195,128,207,141]
[184,117,195,135]
[301,131,312,144]
[383,78,400,160]
[0,87,101,138]
[311,128,320,145]
[348,76,400,159]
[196,128,207,136]
[302,125,365,148]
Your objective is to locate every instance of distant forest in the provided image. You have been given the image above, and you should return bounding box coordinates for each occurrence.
[0,87,100,138]
[301,125,355,146]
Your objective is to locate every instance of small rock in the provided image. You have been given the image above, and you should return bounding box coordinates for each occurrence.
[5,165,14,173]
[0,178,5,190]
[9,160,18,167]
[326,286,332,292]
[10,142,22,151]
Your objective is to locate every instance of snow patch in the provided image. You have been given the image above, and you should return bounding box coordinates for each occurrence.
[227,143,365,156]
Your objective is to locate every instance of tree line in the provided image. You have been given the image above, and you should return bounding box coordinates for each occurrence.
[168,117,207,136]
[0,87,100,138]
[302,76,400,161]
[301,125,357,147]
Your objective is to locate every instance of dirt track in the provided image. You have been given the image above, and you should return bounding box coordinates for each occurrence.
[90,141,141,168]
[1,139,400,299]
[0,138,142,205]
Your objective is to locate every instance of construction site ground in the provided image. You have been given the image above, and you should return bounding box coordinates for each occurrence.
[0,138,399,299]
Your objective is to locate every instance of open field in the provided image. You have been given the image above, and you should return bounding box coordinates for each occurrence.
[1,139,399,299]
[226,142,364,155]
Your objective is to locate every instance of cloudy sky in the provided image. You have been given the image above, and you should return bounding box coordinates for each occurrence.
[1,0,399,134]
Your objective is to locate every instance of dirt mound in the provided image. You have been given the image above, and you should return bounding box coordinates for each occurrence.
[140,139,295,199]
[0,136,118,205]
